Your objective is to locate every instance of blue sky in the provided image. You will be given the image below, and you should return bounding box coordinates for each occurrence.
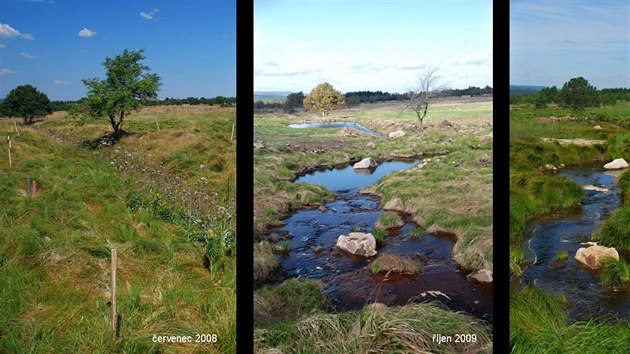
[255,0,493,93]
[511,0,629,89]
[0,0,235,100]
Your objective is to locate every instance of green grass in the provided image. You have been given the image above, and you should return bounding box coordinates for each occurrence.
[511,287,630,353]
[371,228,388,244]
[510,170,584,242]
[0,113,236,353]
[255,301,492,353]
[555,250,568,261]
[254,279,332,327]
[600,257,630,287]
[593,170,630,251]
[510,102,630,353]
[510,248,527,277]
[375,211,403,229]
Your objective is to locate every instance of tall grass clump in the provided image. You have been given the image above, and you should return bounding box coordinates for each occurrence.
[600,257,630,287]
[510,170,583,241]
[255,302,492,353]
[511,286,630,353]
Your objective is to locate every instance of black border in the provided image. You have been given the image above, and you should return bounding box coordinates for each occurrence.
[236,0,254,352]
[493,0,510,352]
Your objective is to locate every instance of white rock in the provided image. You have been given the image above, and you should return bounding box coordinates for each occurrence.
[467,269,493,283]
[583,185,609,193]
[336,232,377,257]
[353,157,377,169]
[593,125,603,130]
[604,158,628,170]
[575,245,619,269]
[388,130,406,138]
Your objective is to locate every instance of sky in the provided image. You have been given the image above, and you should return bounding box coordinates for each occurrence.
[254,0,493,93]
[511,0,629,89]
[0,0,235,100]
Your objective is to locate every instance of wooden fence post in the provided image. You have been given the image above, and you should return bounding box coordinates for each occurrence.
[156,121,160,131]
[231,123,235,141]
[111,248,117,336]
[31,180,37,197]
[14,122,19,136]
[7,136,12,168]
[26,177,31,197]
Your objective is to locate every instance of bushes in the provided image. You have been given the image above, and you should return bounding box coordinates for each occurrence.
[600,257,630,287]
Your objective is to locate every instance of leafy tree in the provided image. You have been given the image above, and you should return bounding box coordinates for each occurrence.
[75,49,161,138]
[2,84,52,124]
[283,91,305,113]
[560,77,599,111]
[303,83,345,116]
[535,86,559,108]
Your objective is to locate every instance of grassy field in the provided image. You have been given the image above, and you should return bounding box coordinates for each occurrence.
[509,101,630,352]
[0,106,236,352]
[253,97,494,352]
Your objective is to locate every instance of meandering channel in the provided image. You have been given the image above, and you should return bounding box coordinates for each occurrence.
[268,159,493,321]
[521,167,630,321]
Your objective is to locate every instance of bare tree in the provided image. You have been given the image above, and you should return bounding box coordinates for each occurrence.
[403,66,445,130]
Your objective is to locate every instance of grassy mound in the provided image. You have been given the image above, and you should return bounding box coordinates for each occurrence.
[369,253,420,275]
[600,257,630,287]
[511,287,630,353]
[255,301,492,353]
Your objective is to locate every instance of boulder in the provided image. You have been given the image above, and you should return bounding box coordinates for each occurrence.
[389,130,406,138]
[366,141,376,149]
[575,245,619,269]
[383,197,409,214]
[604,158,629,170]
[336,232,377,257]
[254,140,265,149]
[353,157,377,169]
[593,125,603,130]
[467,269,493,283]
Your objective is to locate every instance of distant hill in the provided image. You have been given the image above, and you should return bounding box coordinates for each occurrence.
[510,85,547,94]
[254,91,292,101]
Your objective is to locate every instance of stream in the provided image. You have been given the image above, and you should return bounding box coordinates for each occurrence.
[520,167,630,321]
[288,122,383,137]
[269,159,493,321]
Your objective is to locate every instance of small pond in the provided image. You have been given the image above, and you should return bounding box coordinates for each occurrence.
[288,122,382,137]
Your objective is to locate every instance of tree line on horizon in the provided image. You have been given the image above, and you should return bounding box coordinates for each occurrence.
[510,77,630,110]
[254,85,493,113]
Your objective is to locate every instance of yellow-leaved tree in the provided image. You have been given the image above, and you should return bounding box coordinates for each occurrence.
[303,82,345,116]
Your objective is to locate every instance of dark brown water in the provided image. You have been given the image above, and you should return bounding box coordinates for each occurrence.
[288,122,382,137]
[520,167,630,321]
[269,161,493,322]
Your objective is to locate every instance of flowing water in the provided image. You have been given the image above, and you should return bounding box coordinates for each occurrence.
[269,159,493,321]
[521,167,630,321]
[288,122,382,137]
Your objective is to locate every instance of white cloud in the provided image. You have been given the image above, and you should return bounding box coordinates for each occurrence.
[0,43,5,48]
[140,8,160,20]
[22,33,34,40]
[0,68,16,75]
[53,79,69,85]
[20,52,37,59]
[78,28,96,38]
[0,23,21,38]
[454,52,492,66]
